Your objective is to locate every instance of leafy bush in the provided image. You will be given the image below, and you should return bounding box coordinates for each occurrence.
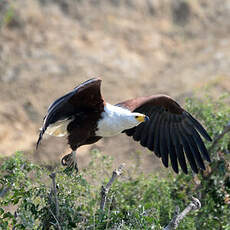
[0,95,229,229]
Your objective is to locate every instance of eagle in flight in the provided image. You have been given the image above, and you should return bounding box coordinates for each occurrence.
[37,78,212,174]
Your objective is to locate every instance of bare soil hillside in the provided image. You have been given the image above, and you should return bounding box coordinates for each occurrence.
[0,0,230,173]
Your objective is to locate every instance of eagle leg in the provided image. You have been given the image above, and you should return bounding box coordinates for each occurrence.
[61,151,78,173]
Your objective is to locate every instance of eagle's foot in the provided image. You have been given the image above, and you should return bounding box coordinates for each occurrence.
[61,151,78,174]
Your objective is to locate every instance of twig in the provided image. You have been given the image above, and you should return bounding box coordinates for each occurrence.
[100,163,125,211]
[12,211,18,230]
[0,186,10,197]
[163,197,201,230]
[105,195,114,230]
[48,208,62,230]
[49,172,61,230]
[209,121,230,151]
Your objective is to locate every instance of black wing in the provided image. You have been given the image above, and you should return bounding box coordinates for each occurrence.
[118,95,212,174]
[36,78,103,149]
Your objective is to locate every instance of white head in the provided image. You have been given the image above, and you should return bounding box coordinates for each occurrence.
[96,103,149,137]
[123,112,149,129]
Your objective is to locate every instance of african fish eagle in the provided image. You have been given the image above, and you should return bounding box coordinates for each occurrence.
[36,78,212,174]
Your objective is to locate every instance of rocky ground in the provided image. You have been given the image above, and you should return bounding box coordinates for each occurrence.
[0,0,230,173]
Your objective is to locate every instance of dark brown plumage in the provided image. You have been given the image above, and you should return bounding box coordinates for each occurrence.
[37,78,104,150]
[117,95,211,174]
[37,78,212,174]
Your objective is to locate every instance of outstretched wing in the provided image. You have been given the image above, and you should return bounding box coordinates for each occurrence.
[36,78,103,149]
[117,95,212,174]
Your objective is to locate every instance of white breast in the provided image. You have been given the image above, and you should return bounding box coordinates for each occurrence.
[95,103,140,137]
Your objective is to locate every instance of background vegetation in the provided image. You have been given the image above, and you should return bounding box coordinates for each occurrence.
[0,96,230,229]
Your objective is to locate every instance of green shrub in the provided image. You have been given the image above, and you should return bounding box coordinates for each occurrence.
[0,95,229,229]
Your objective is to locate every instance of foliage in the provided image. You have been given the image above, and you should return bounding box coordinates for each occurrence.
[184,95,230,229]
[0,95,230,229]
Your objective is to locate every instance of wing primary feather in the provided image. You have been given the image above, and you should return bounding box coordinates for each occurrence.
[176,144,188,174]
[40,99,75,139]
[184,112,212,141]
[140,119,151,147]
[160,114,169,168]
[153,111,164,157]
[47,91,74,113]
[181,121,210,162]
[139,107,159,145]
[178,126,198,173]
[146,111,160,151]
[169,144,179,173]
[36,131,44,150]
[172,123,188,174]
[189,137,206,170]
[168,120,179,173]
[164,113,174,168]
[180,125,206,170]
[191,127,211,162]
[133,123,145,141]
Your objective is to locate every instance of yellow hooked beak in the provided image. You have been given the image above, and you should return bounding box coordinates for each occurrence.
[135,115,149,123]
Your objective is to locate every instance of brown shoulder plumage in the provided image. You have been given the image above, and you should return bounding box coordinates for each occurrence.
[117,95,183,114]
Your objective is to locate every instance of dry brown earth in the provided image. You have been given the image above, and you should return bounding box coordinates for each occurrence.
[0,0,230,173]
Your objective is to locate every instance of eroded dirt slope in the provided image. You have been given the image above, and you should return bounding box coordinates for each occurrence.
[0,0,230,173]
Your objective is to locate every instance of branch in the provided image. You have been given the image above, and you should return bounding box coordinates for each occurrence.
[100,163,125,211]
[0,186,10,197]
[48,208,62,230]
[209,121,230,151]
[49,172,61,230]
[163,197,201,230]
